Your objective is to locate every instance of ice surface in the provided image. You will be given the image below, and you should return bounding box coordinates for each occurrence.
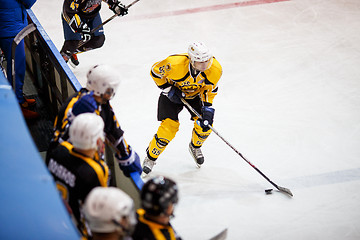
[32,0,360,239]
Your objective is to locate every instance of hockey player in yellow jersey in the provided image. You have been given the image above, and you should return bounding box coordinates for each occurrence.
[142,42,222,174]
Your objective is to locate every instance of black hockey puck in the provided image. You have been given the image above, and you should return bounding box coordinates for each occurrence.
[265,189,273,194]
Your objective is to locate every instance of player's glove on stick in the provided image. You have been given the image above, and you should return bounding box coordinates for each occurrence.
[115,146,142,177]
[110,1,128,16]
[78,22,92,41]
[199,106,215,131]
[68,91,97,122]
[164,86,184,104]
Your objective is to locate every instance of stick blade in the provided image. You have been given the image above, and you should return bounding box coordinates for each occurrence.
[209,228,228,240]
[277,186,293,197]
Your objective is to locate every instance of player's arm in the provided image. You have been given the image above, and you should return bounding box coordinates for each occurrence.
[104,0,128,16]
[105,124,140,173]
[101,104,135,158]
[100,104,142,177]
[202,86,218,106]
[150,59,172,89]
[198,85,218,132]
[107,126,143,178]
[100,104,125,152]
[19,0,36,9]
[201,59,223,105]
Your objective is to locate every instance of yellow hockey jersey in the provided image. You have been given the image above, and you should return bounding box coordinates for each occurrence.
[150,54,222,105]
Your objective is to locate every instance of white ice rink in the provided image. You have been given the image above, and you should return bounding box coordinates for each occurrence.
[32,0,360,239]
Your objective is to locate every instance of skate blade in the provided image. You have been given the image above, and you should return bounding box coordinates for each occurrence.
[188,149,202,168]
[141,171,151,179]
[68,61,77,68]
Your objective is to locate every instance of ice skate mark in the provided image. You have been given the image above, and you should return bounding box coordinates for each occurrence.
[175,167,360,195]
[284,167,360,189]
[125,0,291,21]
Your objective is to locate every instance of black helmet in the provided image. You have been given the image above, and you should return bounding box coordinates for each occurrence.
[141,176,178,216]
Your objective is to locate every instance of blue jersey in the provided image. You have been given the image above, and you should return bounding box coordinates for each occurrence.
[0,0,36,38]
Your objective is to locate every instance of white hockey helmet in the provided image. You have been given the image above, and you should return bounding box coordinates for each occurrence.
[83,187,136,234]
[86,64,121,99]
[69,113,104,150]
[188,42,213,71]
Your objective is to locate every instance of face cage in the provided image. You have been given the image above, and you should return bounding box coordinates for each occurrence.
[100,87,115,101]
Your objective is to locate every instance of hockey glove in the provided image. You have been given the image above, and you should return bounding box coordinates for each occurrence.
[78,22,92,41]
[110,1,128,16]
[198,106,215,132]
[164,86,185,104]
[115,146,142,177]
[68,91,97,122]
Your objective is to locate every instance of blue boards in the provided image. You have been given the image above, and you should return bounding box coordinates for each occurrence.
[0,71,80,239]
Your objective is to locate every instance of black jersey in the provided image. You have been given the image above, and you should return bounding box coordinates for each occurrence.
[132,209,182,240]
[46,141,109,234]
[62,0,117,32]
[52,89,85,145]
[50,88,130,159]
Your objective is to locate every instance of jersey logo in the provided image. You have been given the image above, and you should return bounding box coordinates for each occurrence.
[82,0,101,13]
[165,63,171,71]
[70,2,79,10]
[159,63,171,75]
[181,85,200,93]
[180,80,201,93]
[155,134,169,149]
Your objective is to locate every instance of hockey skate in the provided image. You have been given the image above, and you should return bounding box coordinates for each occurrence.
[189,143,204,168]
[69,54,79,68]
[142,156,156,175]
[61,51,79,68]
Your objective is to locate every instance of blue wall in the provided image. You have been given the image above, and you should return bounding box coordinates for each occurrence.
[0,35,79,240]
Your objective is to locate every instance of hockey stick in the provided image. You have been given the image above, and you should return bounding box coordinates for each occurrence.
[209,228,228,240]
[11,23,37,90]
[77,0,140,49]
[180,98,293,197]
